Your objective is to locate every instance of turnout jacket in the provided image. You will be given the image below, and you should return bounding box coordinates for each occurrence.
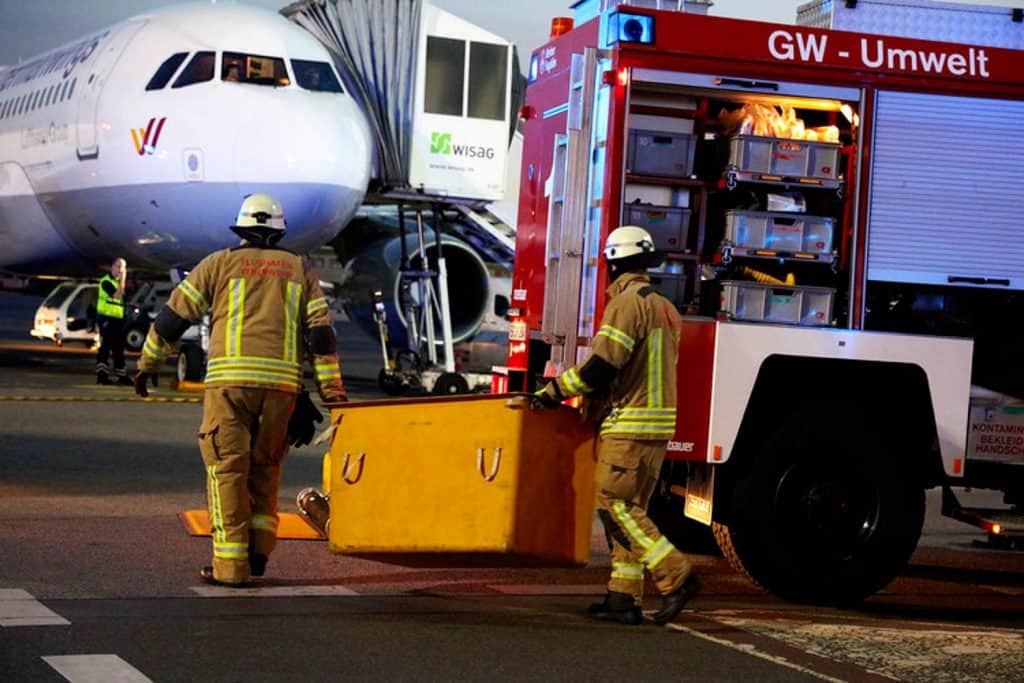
[138,245,345,402]
[548,272,682,440]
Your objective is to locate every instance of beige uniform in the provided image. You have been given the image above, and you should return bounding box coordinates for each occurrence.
[140,246,345,583]
[547,271,692,604]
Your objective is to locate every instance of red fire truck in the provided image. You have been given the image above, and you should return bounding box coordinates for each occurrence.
[506,1,1024,603]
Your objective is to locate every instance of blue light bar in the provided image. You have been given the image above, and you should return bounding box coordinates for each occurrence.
[607,12,655,45]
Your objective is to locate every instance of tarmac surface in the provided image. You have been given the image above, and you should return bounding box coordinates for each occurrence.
[1,290,1022,682]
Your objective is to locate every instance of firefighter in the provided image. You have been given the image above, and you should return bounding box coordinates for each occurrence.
[534,225,698,626]
[95,257,131,385]
[133,193,347,586]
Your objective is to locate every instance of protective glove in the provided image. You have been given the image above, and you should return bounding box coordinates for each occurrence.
[288,389,324,448]
[531,382,562,409]
[133,371,158,398]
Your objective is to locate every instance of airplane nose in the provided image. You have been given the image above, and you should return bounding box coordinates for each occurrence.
[232,93,372,251]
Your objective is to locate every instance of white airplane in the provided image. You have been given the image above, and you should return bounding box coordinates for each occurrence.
[0,1,373,276]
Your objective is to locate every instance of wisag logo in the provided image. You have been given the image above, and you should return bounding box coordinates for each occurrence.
[430,132,452,154]
[429,131,495,159]
[131,117,167,156]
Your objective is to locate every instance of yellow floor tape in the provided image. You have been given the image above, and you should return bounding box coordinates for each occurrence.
[178,510,324,540]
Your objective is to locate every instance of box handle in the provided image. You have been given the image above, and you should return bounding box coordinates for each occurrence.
[341,452,365,484]
[476,447,502,482]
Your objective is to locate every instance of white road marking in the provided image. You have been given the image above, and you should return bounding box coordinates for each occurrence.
[43,655,151,682]
[664,620,848,682]
[190,584,359,598]
[0,588,69,627]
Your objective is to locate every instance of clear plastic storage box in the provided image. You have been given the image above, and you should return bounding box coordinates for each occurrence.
[724,210,834,259]
[624,203,692,252]
[720,281,835,326]
[627,129,696,178]
[650,270,690,309]
[727,135,840,182]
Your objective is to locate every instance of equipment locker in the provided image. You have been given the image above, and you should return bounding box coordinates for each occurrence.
[323,393,597,566]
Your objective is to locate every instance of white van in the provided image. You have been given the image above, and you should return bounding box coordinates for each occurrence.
[31,282,100,347]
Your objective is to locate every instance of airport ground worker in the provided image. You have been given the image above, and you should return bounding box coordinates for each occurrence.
[95,257,131,385]
[534,225,699,626]
[134,193,347,586]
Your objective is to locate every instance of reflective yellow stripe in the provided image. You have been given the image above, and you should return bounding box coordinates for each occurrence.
[601,423,676,438]
[205,357,301,387]
[612,500,655,551]
[284,282,301,364]
[560,367,592,395]
[307,296,328,316]
[601,405,676,438]
[251,513,278,533]
[315,362,341,383]
[648,328,663,407]
[226,278,245,357]
[641,536,676,569]
[207,465,225,544]
[205,368,299,380]
[616,407,676,419]
[143,335,169,362]
[611,562,645,581]
[179,280,209,313]
[213,542,248,559]
[206,356,300,372]
[597,324,635,353]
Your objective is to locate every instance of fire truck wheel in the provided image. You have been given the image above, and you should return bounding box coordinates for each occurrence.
[713,403,925,605]
[177,344,205,383]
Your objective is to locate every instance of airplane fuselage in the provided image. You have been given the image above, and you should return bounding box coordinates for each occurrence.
[0,2,373,275]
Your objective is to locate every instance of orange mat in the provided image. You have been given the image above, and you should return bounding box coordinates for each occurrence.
[178,510,324,540]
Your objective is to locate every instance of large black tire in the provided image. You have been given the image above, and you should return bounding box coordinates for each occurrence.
[177,344,205,383]
[432,372,470,395]
[714,401,925,605]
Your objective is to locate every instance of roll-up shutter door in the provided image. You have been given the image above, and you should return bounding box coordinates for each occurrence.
[868,90,1024,290]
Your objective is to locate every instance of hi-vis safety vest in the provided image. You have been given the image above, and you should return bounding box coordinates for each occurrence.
[96,274,124,319]
[554,272,682,440]
[138,246,344,400]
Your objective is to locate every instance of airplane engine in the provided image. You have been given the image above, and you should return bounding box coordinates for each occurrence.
[340,232,494,353]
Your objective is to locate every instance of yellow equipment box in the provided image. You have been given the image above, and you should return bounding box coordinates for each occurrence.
[323,393,597,567]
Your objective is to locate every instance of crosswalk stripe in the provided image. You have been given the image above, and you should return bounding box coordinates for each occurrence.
[43,655,151,682]
[190,585,359,598]
[0,588,69,627]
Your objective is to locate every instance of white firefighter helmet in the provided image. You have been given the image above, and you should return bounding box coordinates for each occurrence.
[234,193,286,232]
[603,225,655,261]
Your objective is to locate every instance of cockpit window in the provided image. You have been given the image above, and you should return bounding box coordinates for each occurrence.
[146,52,189,91]
[172,51,215,89]
[291,60,343,93]
[222,52,291,87]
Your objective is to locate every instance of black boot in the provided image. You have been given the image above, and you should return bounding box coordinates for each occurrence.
[249,551,268,577]
[198,566,250,588]
[586,591,643,626]
[116,374,133,386]
[96,372,112,385]
[652,575,700,625]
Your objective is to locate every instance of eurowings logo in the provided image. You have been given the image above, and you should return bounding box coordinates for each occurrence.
[131,117,167,156]
[430,131,452,154]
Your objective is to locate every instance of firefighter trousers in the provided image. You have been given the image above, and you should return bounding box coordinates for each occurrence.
[197,387,296,583]
[595,437,693,605]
